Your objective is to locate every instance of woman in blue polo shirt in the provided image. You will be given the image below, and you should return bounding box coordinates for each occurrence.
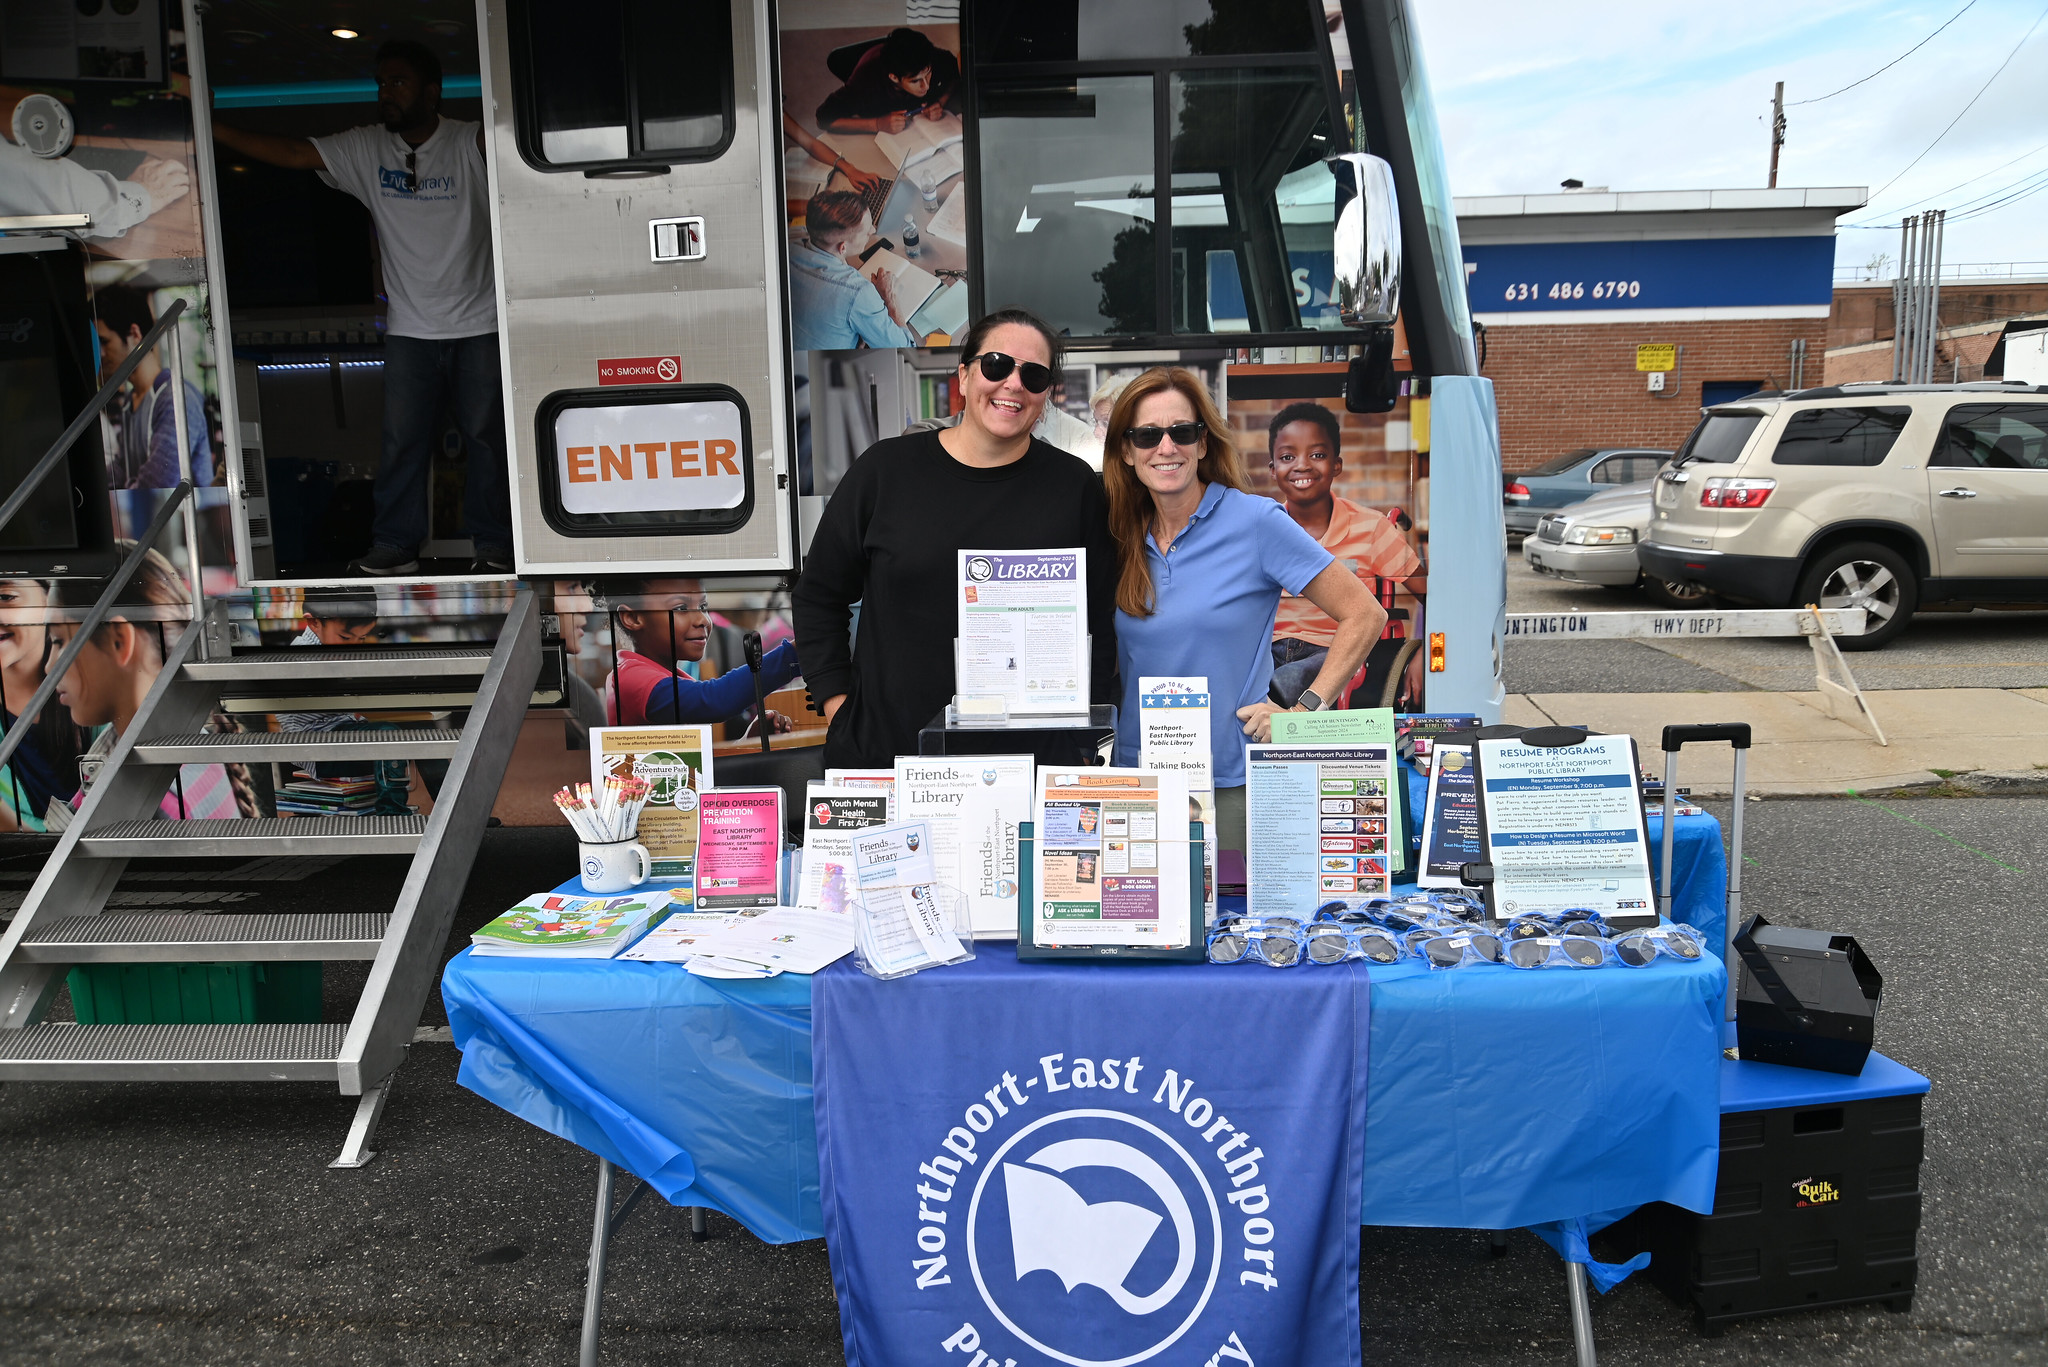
[1105,367,1385,852]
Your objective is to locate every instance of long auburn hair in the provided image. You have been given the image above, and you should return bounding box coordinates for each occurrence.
[1102,368,1247,617]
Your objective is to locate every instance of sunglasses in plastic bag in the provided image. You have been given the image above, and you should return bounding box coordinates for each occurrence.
[1504,934,1609,970]
[1207,917,1307,967]
[1419,931,1505,969]
[1306,919,1405,965]
[1505,911,1610,942]
[1611,923,1708,968]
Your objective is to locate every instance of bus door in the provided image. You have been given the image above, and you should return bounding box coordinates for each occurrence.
[482,0,796,580]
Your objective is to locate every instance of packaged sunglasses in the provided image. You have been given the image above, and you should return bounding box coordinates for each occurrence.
[1504,935,1608,970]
[1419,931,1504,970]
[1611,924,1708,968]
[1305,920,1405,965]
[1207,917,1306,967]
[965,350,1052,393]
[1504,912,1611,942]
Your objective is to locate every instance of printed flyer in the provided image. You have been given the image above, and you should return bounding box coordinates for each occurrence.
[1245,744,1395,919]
[849,821,970,975]
[1417,744,1478,888]
[694,787,784,911]
[956,548,1088,713]
[894,754,1031,938]
[1136,677,1215,919]
[1475,733,1657,927]
[1033,767,1191,948]
[797,783,891,912]
[590,726,712,881]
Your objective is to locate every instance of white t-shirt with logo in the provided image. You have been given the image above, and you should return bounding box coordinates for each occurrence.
[312,118,497,340]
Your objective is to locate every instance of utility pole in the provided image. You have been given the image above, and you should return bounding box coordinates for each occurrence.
[1768,82,1785,188]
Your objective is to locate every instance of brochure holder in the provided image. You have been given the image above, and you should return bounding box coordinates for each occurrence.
[919,703,1117,769]
[951,634,1093,721]
[851,881,975,981]
[1016,820,1208,963]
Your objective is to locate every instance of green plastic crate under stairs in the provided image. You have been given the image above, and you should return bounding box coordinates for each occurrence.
[66,962,323,1025]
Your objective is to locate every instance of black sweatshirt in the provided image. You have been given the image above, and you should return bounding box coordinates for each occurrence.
[793,430,1120,769]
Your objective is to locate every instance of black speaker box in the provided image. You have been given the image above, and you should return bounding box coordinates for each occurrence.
[1733,915,1882,1076]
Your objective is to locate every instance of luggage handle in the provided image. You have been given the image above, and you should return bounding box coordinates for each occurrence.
[1662,723,1752,753]
[1657,722,1751,1024]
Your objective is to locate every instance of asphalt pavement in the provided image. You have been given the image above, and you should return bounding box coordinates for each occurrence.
[1507,550,2048,694]
[3,807,2044,1366]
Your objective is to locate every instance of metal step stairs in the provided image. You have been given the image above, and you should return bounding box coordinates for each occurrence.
[0,592,542,1166]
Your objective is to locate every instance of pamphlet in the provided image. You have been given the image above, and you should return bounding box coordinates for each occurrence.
[850,821,970,975]
[694,787,783,911]
[894,754,1031,938]
[590,726,712,881]
[1268,707,1403,857]
[1397,712,1482,763]
[1416,744,1478,888]
[1245,744,1395,919]
[1137,677,1214,921]
[682,905,857,978]
[619,911,748,962]
[1476,733,1658,927]
[470,889,671,959]
[797,783,891,912]
[956,548,1088,714]
[1032,767,1193,949]
[824,768,896,816]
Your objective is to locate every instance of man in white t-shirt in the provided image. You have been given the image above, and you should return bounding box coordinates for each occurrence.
[212,40,512,576]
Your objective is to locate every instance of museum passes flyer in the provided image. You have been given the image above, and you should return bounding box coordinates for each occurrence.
[956,548,1088,714]
[590,725,712,882]
[1246,744,1395,918]
[894,754,1031,939]
[797,783,891,912]
[1033,767,1192,948]
[694,787,783,911]
[1475,732,1657,927]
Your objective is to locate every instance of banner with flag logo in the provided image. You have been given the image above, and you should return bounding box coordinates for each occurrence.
[814,949,1367,1367]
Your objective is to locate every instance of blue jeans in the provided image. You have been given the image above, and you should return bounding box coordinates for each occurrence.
[1269,638,1328,707]
[375,334,513,555]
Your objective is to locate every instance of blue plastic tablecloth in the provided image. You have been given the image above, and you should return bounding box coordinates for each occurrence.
[445,908,1725,1245]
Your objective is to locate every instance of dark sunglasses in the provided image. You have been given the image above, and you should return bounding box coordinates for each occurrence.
[963,351,1053,394]
[1125,421,1206,450]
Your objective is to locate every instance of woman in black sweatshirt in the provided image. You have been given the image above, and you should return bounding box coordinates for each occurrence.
[793,310,1119,769]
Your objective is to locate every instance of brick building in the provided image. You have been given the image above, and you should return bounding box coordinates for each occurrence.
[1455,187,1864,473]
[1825,277,2048,383]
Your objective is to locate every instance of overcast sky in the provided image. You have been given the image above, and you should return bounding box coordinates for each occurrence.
[1412,0,2048,278]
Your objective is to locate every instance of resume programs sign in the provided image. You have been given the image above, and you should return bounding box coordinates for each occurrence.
[553,398,746,515]
[1475,733,1657,926]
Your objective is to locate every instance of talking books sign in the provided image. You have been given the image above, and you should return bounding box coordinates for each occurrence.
[813,955,1367,1367]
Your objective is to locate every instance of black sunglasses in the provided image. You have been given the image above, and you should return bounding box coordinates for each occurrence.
[963,351,1053,394]
[1126,421,1206,449]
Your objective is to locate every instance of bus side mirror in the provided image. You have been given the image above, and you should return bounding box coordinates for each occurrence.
[1327,152,1401,327]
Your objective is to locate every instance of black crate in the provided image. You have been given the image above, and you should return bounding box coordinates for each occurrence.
[1601,1088,1923,1335]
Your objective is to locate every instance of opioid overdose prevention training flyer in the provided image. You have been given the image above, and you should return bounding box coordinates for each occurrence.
[694,787,783,911]
[1475,733,1657,926]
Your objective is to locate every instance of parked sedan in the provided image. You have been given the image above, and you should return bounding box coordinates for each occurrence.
[1523,482,1709,609]
[1504,446,1673,534]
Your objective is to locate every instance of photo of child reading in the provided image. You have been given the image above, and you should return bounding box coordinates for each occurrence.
[590,578,803,731]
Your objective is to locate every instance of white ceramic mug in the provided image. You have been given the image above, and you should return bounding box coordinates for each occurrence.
[579,839,652,894]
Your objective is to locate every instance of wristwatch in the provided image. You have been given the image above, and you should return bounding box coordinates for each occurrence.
[1295,687,1329,712]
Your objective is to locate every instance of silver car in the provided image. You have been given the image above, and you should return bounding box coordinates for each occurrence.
[1523,482,1709,609]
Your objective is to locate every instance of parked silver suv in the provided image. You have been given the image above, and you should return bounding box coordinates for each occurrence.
[1639,381,2048,648]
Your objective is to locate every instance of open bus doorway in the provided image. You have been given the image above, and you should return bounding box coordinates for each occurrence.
[197,1,503,582]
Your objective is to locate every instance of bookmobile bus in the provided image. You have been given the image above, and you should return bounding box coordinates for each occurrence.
[0,0,1504,1151]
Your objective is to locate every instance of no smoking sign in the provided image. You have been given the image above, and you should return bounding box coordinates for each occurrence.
[598,355,683,386]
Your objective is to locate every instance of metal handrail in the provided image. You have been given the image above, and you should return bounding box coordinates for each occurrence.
[0,480,192,778]
[0,296,187,537]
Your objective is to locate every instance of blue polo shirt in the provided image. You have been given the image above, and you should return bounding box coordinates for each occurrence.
[1113,482,1333,786]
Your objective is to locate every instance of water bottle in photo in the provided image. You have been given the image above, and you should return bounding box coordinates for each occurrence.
[902,215,921,258]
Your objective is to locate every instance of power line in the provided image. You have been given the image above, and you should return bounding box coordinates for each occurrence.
[1870,1,2048,199]
[1787,0,1980,105]
[1852,137,2048,222]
